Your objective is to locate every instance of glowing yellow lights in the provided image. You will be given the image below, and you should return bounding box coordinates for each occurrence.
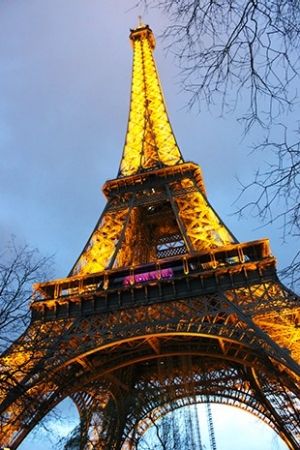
[119,25,183,177]
[72,209,129,275]
[70,23,235,276]
[254,310,300,366]
[174,186,235,250]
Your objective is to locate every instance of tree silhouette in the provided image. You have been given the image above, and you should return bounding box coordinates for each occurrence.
[0,238,53,353]
[0,238,55,444]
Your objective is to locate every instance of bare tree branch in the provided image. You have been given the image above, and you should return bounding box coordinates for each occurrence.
[0,237,54,353]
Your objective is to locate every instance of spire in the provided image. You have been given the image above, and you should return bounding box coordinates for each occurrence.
[118,24,184,177]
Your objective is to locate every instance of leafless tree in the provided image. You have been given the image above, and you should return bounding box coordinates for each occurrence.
[139,0,300,289]
[57,423,82,450]
[0,238,60,446]
[0,238,54,353]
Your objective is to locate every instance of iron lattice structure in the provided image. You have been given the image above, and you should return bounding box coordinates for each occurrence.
[1,23,300,450]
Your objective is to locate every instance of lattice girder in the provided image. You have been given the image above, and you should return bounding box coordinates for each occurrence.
[71,204,131,275]
[34,265,300,373]
[173,184,235,251]
[71,163,236,276]
[70,19,238,276]
[118,24,183,177]
[110,361,300,448]
[68,364,269,448]
[2,335,300,449]
[1,262,300,448]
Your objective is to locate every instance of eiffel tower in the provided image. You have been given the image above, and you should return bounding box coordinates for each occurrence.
[1,22,300,450]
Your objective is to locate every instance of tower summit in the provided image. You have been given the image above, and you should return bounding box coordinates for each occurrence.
[1,24,300,450]
[119,23,184,176]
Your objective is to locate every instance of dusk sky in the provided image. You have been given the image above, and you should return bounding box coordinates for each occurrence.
[1,1,293,449]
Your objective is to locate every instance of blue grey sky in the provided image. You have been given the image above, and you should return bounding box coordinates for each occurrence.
[1,1,292,449]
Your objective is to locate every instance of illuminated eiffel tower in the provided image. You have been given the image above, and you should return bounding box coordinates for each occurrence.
[1,22,300,450]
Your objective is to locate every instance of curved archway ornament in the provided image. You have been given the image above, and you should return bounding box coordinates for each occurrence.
[1,22,300,450]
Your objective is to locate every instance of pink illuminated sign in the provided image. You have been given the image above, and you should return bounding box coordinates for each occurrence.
[123,268,173,285]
